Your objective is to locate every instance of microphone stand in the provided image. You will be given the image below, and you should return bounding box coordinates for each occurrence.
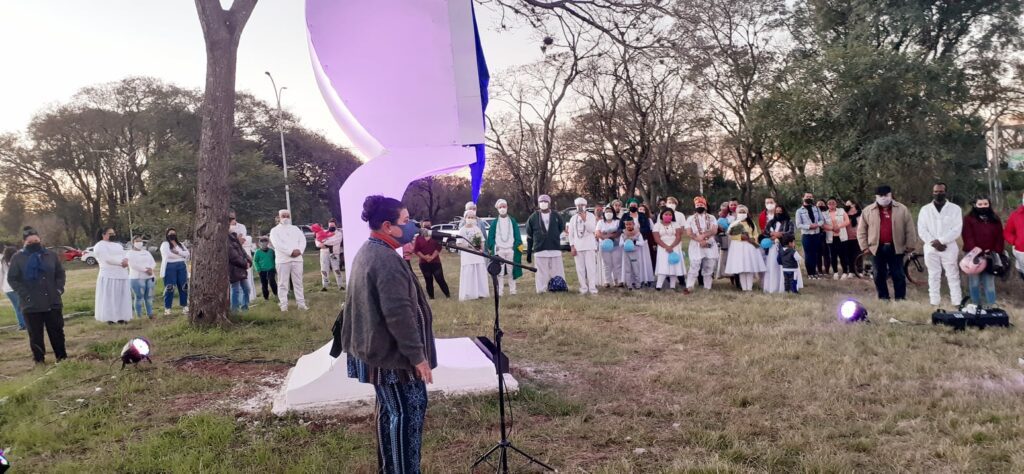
[438,235,554,473]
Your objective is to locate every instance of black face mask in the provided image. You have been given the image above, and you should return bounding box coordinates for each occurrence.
[973,207,994,219]
[695,207,706,214]
[167,234,177,241]
[328,226,337,232]
[803,198,813,206]
[26,242,43,252]
[933,193,947,203]
[629,207,639,213]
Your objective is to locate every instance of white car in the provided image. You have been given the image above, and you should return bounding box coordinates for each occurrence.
[80,246,98,265]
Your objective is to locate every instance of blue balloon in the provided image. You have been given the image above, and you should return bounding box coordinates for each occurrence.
[600,239,615,252]
[623,239,637,253]
[668,251,681,265]
[717,217,731,230]
[760,238,773,250]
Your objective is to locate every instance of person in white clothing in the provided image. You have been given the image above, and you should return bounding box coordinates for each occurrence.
[653,209,686,291]
[567,197,599,294]
[269,209,308,312]
[685,196,720,291]
[228,211,247,241]
[525,195,566,293]
[127,236,157,320]
[724,206,767,291]
[487,199,522,296]
[619,218,649,289]
[596,207,622,287]
[462,201,489,235]
[159,228,190,315]
[457,211,490,300]
[93,228,133,323]
[917,182,963,306]
[312,220,344,291]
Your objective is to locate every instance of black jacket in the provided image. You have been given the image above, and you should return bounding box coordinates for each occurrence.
[778,247,799,269]
[6,248,66,313]
[228,237,250,284]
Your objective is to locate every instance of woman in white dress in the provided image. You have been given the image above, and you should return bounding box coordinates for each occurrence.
[596,207,622,287]
[761,204,804,294]
[457,211,489,301]
[94,228,133,324]
[652,209,686,291]
[724,206,767,291]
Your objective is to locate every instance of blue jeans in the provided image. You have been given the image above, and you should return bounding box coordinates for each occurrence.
[5,290,26,329]
[230,281,250,312]
[967,272,997,306]
[872,244,906,300]
[163,261,189,309]
[802,234,823,276]
[130,278,155,318]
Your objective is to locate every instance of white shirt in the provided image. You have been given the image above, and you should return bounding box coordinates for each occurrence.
[127,249,156,280]
[567,212,598,251]
[270,223,307,264]
[159,241,191,278]
[596,219,620,240]
[94,240,129,279]
[494,216,517,249]
[231,222,248,238]
[918,201,963,249]
[686,213,720,256]
[1,260,13,293]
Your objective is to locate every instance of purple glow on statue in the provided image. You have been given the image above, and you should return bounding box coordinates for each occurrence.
[306,0,488,278]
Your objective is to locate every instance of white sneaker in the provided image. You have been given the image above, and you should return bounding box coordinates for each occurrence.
[164,308,171,316]
[833,273,840,280]
[280,307,288,313]
[298,305,310,311]
[181,306,189,314]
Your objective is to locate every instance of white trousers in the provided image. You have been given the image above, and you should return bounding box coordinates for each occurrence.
[534,255,565,293]
[496,247,517,296]
[739,273,755,291]
[687,257,718,290]
[656,274,677,289]
[601,248,623,285]
[925,245,962,306]
[574,250,599,294]
[319,251,343,289]
[276,261,306,310]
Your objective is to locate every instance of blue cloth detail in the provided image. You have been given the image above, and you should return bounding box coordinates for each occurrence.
[469,1,490,202]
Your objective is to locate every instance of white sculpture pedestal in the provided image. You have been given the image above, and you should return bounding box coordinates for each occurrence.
[273,337,517,414]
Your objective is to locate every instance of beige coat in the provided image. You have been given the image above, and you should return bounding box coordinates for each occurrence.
[857,201,919,255]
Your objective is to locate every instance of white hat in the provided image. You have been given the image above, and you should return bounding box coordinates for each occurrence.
[495,199,508,208]
[465,201,477,210]
[538,194,551,203]
[574,197,587,206]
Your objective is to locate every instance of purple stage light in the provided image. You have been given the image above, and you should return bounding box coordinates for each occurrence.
[838,300,868,323]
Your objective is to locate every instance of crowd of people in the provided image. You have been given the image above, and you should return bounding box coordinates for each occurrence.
[413,185,1024,309]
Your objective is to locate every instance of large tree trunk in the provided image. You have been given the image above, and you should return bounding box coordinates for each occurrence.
[190,0,258,327]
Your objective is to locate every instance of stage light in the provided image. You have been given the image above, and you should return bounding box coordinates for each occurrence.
[121,337,152,369]
[838,300,868,323]
[0,449,9,473]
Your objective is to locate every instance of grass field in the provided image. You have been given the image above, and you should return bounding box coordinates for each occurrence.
[2,254,1024,472]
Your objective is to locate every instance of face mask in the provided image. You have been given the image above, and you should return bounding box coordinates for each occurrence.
[876,196,892,207]
[108,234,117,240]
[281,218,292,226]
[803,199,813,206]
[695,207,706,214]
[736,213,748,221]
[396,221,419,245]
[605,212,614,220]
[167,234,177,240]
[667,203,676,210]
[539,202,550,211]
[26,242,43,252]
[729,205,737,211]
[577,206,585,213]
[465,219,477,227]
[229,225,238,234]
[133,242,144,250]
[662,215,673,224]
[765,203,776,212]
[629,206,638,213]
[498,207,508,216]
[260,243,268,249]
[328,226,336,232]
[817,205,827,211]
[933,192,946,203]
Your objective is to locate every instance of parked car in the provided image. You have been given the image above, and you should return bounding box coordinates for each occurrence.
[48,246,83,262]
[80,246,97,265]
[430,223,459,252]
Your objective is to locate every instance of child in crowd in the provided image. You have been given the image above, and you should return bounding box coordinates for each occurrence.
[620,218,645,290]
[778,234,800,294]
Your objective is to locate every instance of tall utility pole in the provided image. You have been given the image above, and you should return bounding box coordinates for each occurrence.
[265,71,292,215]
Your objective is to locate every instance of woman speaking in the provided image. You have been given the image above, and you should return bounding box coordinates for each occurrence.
[340,195,437,474]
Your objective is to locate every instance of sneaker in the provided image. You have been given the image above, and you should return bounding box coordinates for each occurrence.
[833,273,840,280]
[280,307,288,313]
[298,305,310,311]
[164,308,171,316]
[320,287,328,292]
[181,306,189,315]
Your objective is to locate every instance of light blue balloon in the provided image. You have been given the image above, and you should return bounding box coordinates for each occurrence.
[623,239,637,253]
[600,239,615,252]
[717,217,731,230]
[760,238,773,250]
[668,251,681,265]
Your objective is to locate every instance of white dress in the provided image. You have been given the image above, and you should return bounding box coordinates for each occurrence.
[724,222,767,275]
[763,222,805,293]
[653,222,685,276]
[620,232,654,287]
[94,240,134,322]
[458,226,489,301]
[596,219,622,285]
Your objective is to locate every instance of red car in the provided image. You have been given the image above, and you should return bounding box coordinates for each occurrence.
[49,246,83,262]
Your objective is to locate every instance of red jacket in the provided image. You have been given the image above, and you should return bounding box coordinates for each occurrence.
[758,210,768,231]
[962,214,1004,253]
[1005,206,1024,252]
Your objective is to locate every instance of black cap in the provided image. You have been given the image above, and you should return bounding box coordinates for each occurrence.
[22,226,38,241]
[875,185,892,196]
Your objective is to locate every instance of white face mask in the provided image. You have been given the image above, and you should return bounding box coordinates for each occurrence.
[875,196,892,207]
[465,219,477,227]
[133,242,144,250]
[280,218,292,226]
[498,207,508,216]
[736,213,748,221]
[765,203,776,212]
[605,212,614,220]
[667,203,676,210]
[539,202,550,211]
[229,224,238,234]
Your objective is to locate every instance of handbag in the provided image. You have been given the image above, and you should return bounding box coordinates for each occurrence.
[984,251,1007,277]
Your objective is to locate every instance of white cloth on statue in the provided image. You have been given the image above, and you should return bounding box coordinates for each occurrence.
[458,226,489,300]
[653,222,685,276]
[724,240,767,275]
[763,243,804,293]
[534,255,565,293]
[94,240,133,322]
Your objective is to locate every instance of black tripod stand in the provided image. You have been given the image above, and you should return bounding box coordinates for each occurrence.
[439,237,554,473]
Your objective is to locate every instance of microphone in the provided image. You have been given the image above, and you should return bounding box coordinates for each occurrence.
[419,228,452,242]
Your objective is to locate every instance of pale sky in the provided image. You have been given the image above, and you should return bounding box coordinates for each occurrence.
[0,0,542,148]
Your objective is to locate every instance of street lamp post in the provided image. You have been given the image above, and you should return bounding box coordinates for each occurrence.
[265,71,292,215]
